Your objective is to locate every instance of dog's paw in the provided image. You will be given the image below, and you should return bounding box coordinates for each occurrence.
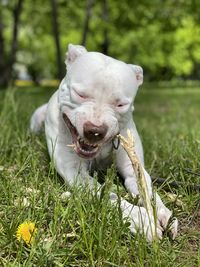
[120,200,163,242]
[157,207,178,239]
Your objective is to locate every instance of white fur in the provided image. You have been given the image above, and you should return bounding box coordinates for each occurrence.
[30,44,178,242]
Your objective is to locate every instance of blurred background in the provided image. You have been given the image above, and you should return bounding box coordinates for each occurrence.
[0,0,200,88]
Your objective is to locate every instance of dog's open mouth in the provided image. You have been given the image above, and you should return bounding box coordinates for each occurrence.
[63,113,100,159]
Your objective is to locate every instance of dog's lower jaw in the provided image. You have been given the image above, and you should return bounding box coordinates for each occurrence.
[74,139,100,159]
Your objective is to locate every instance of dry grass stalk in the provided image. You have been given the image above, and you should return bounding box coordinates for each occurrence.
[117,130,156,235]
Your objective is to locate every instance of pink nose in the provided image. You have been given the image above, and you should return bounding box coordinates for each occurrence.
[83,121,108,143]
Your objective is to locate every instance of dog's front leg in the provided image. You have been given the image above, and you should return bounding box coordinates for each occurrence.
[110,194,163,241]
[114,152,163,240]
[115,125,178,239]
[46,133,99,190]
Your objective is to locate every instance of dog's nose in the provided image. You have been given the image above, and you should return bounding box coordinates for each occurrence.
[83,122,108,143]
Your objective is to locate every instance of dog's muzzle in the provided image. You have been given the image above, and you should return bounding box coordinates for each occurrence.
[63,113,110,159]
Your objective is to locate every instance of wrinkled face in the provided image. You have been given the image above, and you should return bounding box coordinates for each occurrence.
[60,46,143,159]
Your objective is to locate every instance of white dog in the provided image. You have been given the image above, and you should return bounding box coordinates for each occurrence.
[30,44,178,242]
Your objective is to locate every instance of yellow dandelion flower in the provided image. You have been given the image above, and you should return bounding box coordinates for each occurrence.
[16,221,37,246]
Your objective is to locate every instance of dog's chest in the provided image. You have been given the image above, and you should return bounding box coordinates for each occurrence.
[90,142,114,171]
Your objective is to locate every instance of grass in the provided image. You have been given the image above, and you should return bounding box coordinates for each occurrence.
[0,86,199,266]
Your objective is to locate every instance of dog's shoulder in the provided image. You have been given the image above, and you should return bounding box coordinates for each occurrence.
[45,90,60,126]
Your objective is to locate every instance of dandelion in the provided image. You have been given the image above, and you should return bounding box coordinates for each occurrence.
[16,221,37,246]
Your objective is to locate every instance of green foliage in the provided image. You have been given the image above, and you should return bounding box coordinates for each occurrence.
[168,16,200,76]
[1,0,200,81]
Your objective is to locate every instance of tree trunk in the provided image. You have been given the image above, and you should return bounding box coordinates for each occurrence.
[101,0,109,55]
[81,0,95,46]
[50,0,63,80]
[0,8,6,87]
[0,0,24,88]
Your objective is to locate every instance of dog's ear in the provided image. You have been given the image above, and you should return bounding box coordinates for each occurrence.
[65,44,87,66]
[129,65,143,86]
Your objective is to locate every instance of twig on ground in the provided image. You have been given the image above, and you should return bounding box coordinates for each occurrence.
[152,176,200,191]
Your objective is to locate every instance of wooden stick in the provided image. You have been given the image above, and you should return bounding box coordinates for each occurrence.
[66,144,76,148]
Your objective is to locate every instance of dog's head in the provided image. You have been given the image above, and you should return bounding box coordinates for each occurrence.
[59,44,143,159]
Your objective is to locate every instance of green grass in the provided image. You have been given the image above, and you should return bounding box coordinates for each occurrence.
[0,86,199,266]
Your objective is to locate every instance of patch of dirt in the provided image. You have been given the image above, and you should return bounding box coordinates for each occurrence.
[179,211,200,255]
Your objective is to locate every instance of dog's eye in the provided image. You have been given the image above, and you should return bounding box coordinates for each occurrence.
[115,101,130,113]
[117,103,125,107]
[77,93,86,99]
[73,89,87,100]
[116,103,128,108]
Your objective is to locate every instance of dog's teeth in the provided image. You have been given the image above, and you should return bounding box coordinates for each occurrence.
[78,138,85,145]
[92,144,97,148]
[78,137,84,143]
[77,136,100,154]
[92,144,98,148]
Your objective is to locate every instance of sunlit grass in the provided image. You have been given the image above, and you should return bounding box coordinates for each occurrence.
[0,87,199,266]
[14,79,60,87]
